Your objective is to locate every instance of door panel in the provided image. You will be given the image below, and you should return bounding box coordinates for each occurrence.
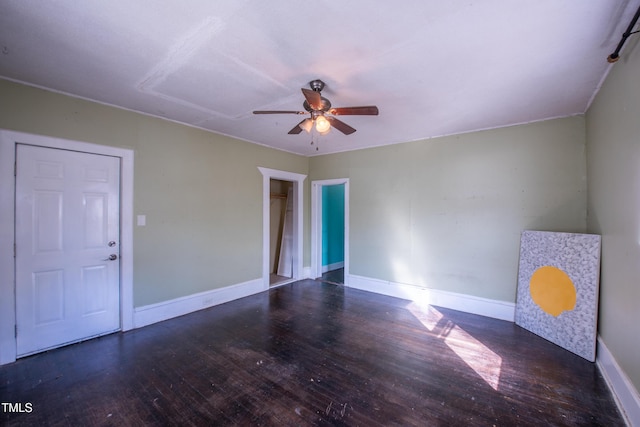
[16,144,121,356]
[83,193,108,248]
[34,191,63,252]
[33,269,64,324]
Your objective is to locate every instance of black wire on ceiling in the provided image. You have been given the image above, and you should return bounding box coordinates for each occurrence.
[607,4,640,63]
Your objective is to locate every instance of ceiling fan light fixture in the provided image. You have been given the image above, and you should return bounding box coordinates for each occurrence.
[253,79,378,137]
[315,115,331,134]
[300,118,313,133]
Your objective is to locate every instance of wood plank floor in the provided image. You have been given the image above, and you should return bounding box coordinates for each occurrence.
[0,280,624,426]
[269,273,292,286]
[320,268,344,285]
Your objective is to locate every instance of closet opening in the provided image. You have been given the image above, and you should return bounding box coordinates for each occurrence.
[258,167,306,290]
[270,179,294,286]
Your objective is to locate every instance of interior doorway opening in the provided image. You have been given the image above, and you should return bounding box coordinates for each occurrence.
[258,167,306,290]
[320,184,345,284]
[269,179,294,286]
[311,179,349,285]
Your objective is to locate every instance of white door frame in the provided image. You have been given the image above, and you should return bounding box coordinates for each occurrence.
[311,178,349,283]
[0,130,134,365]
[258,167,306,289]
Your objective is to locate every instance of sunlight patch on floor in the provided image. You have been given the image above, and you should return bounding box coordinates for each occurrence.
[407,302,443,331]
[441,321,502,391]
[408,304,502,391]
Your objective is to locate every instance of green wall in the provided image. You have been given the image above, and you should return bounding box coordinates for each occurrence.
[309,117,587,302]
[0,79,309,306]
[0,79,590,308]
[586,38,640,390]
[322,184,345,267]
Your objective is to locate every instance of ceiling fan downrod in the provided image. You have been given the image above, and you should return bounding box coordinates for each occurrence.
[309,79,325,92]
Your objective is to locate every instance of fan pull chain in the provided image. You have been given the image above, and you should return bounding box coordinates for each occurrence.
[310,133,320,151]
[310,132,320,151]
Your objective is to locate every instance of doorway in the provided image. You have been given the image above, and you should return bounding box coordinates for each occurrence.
[15,144,121,356]
[311,179,349,285]
[0,130,134,365]
[258,167,306,289]
[269,179,293,286]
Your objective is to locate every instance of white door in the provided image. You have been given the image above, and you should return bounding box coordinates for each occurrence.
[15,144,121,356]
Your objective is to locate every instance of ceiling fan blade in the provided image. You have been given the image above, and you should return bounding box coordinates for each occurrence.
[301,88,323,110]
[287,119,307,134]
[253,110,306,114]
[329,106,379,116]
[327,117,356,135]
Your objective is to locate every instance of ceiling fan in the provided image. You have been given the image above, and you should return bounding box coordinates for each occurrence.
[253,79,379,135]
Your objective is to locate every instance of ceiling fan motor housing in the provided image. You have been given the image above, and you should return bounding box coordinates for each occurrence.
[303,98,331,113]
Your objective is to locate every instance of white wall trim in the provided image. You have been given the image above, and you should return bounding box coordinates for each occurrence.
[0,130,134,365]
[311,179,349,282]
[597,337,640,426]
[0,132,16,365]
[134,278,264,329]
[322,261,345,273]
[346,274,515,322]
[258,167,306,290]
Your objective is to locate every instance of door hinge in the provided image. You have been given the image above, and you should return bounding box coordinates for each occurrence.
[15,324,17,338]
[14,161,17,177]
[13,242,16,258]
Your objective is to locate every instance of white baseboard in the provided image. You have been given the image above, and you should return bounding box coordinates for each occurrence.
[303,266,312,279]
[134,278,264,328]
[597,337,640,426]
[322,261,344,273]
[346,274,515,322]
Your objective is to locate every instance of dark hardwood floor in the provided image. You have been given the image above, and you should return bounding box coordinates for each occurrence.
[1,280,624,426]
[269,273,292,287]
[320,268,344,285]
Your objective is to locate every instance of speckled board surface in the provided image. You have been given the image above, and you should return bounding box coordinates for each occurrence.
[515,230,601,361]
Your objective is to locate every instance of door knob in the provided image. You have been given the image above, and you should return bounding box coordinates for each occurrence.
[103,254,118,261]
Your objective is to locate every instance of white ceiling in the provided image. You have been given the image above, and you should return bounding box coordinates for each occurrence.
[0,1,637,156]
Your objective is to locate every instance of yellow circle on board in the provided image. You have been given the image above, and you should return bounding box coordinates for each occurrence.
[529,266,577,317]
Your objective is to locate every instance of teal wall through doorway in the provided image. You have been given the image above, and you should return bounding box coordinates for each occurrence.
[322,184,345,269]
